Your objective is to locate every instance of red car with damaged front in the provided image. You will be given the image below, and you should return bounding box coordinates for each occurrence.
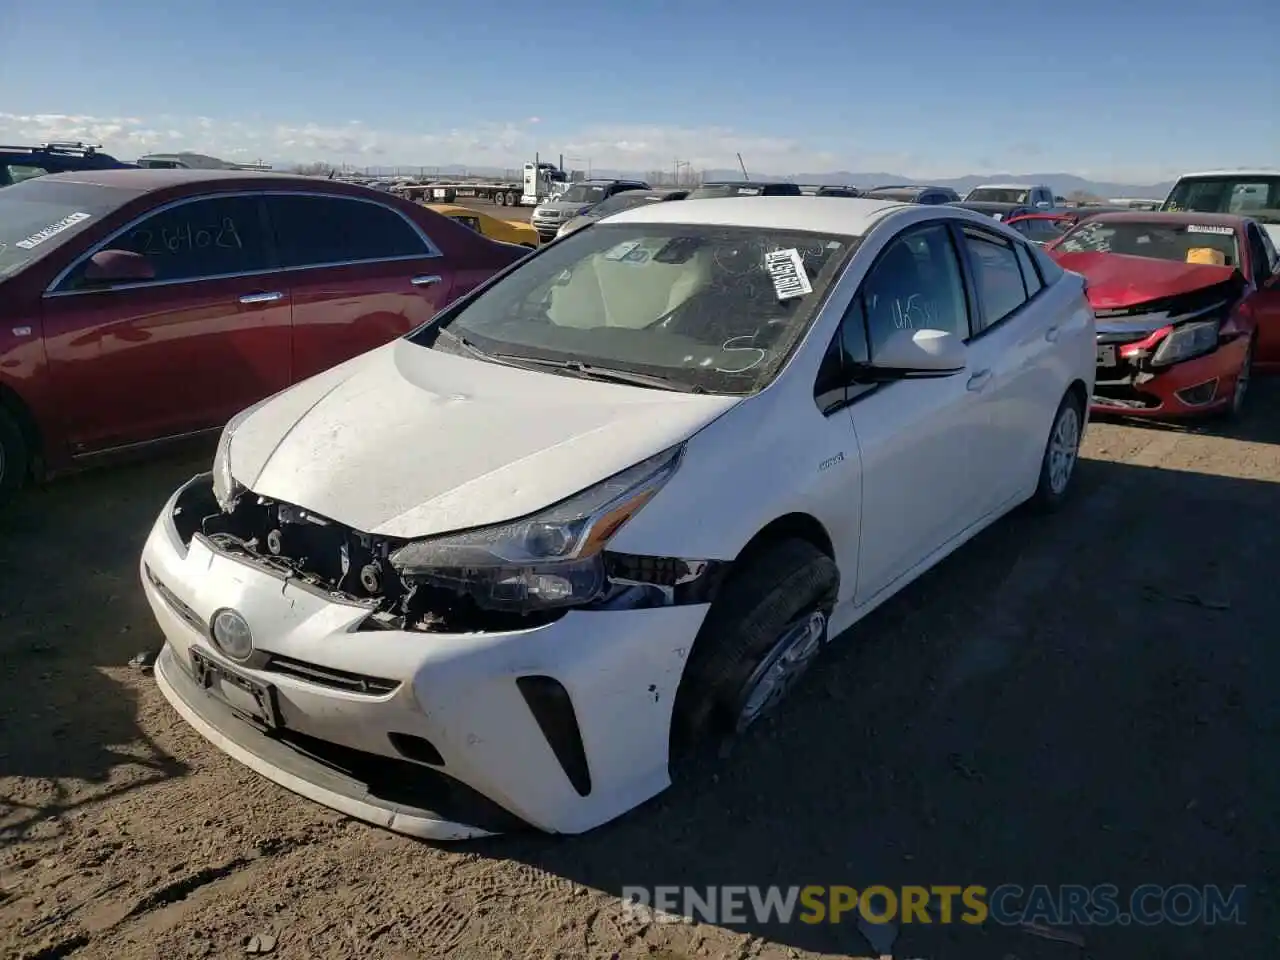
[1045,211,1280,419]
[0,169,526,505]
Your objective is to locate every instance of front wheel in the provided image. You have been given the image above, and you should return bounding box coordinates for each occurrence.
[1218,334,1254,421]
[1028,390,1084,512]
[672,538,838,750]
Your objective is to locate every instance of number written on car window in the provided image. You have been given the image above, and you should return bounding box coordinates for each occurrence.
[80,195,270,285]
[130,218,243,256]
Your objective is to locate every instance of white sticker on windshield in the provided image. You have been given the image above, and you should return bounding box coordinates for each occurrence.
[16,211,92,250]
[603,239,642,261]
[765,248,813,300]
[1186,224,1234,235]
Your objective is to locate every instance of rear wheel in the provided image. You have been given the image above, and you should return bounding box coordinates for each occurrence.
[495,191,507,206]
[673,539,838,750]
[1029,390,1084,513]
[0,406,30,508]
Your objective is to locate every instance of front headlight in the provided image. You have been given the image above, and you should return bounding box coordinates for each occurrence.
[1150,320,1220,366]
[388,445,683,614]
[211,399,269,510]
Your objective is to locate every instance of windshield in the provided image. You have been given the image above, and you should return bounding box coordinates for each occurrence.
[558,184,608,204]
[1054,220,1240,267]
[586,193,663,218]
[1162,176,1280,225]
[686,184,763,199]
[966,188,1029,204]
[0,179,128,279]
[411,222,857,394]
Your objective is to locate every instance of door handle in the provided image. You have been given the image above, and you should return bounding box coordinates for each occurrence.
[411,275,443,287]
[1045,325,1060,342]
[966,369,992,392]
[239,291,284,304]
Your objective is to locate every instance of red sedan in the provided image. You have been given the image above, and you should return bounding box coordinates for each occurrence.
[1045,212,1280,419]
[0,169,525,503]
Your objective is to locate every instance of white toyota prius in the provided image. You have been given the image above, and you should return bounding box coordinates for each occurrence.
[142,197,1095,839]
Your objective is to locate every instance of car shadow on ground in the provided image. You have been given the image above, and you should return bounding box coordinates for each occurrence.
[0,446,211,839]
[1090,374,1280,446]
[476,454,1278,959]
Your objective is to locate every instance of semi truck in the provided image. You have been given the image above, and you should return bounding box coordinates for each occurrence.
[394,156,575,208]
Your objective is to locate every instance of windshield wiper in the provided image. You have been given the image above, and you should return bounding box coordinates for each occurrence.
[491,354,706,393]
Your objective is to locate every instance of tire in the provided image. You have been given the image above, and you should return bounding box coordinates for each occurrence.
[1216,334,1254,421]
[0,405,30,508]
[673,538,838,749]
[1029,389,1084,513]
[495,191,507,206]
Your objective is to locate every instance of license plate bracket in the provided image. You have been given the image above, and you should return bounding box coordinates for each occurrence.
[1096,344,1117,367]
[191,648,282,731]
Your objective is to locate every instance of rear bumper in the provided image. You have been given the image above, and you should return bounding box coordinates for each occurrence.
[1092,339,1248,417]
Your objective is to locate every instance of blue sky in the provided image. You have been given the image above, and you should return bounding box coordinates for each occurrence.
[1,0,1273,183]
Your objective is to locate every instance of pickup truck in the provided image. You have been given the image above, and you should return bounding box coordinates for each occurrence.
[953,182,1056,220]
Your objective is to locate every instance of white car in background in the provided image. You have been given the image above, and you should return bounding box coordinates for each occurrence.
[141,197,1096,840]
[1161,169,1280,245]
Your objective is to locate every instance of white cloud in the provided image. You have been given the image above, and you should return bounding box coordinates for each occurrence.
[0,111,1177,182]
[0,111,851,173]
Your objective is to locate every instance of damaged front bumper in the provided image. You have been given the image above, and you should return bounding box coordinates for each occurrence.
[142,473,716,838]
[1092,334,1249,418]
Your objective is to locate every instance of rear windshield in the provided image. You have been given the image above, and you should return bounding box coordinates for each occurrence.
[966,188,1029,204]
[687,184,765,199]
[1162,176,1280,225]
[0,179,129,279]
[1055,219,1241,267]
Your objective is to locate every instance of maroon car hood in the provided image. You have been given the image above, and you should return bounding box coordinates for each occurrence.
[1052,251,1238,309]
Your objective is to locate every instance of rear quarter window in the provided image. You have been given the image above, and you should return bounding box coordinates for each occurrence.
[1031,244,1065,284]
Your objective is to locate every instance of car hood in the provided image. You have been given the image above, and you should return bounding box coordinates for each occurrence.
[1051,251,1239,309]
[535,201,592,217]
[228,340,740,538]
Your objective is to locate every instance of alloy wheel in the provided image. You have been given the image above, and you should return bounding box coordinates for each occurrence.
[1048,404,1081,496]
[735,610,827,734]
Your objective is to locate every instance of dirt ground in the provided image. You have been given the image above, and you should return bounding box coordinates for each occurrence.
[3,384,1279,960]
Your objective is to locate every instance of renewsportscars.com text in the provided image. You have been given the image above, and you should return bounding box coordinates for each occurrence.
[621,884,1247,927]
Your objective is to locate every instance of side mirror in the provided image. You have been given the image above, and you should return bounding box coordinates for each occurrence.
[82,249,156,285]
[866,328,968,378]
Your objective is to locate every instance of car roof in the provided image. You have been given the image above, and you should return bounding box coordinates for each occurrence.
[970,182,1038,190]
[32,168,316,189]
[24,168,408,201]
[604,196,907,235]
[1172,169,1280,179]
[1076,211,1247,228]
[698,180,793,187]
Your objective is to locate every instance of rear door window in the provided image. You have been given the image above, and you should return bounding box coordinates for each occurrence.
[269,194,434,269]
[100,194,271,283]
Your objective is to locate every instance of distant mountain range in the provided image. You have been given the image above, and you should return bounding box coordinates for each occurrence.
[335,163,1174,200]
